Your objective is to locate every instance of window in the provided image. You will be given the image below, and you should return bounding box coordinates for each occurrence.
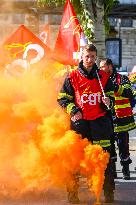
[121,19,133,27]
[39,15,48,24]
[0,14,9,21]
[119,0,136,4]
[108,17,117,27]
[48,15,62,25]
[12,14,25,24]
[106,38,122,68]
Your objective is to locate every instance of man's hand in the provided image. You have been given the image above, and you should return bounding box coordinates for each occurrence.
[71,111,83,122]
[102,96,111,109]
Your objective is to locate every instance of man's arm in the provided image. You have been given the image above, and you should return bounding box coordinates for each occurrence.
[57,75,81,116]
[104,75,134,99]
[112,75,134,99]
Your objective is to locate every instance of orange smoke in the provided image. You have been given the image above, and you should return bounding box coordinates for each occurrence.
[0,62,109,203]
[81,144,109,200]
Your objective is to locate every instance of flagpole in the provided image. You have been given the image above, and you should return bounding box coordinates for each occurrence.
[96,70,110,110]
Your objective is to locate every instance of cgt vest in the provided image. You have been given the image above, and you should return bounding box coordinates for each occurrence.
[70,69,109,120]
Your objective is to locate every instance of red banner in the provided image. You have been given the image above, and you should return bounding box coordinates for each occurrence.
[53,0,85,66]
[2,24,51,65]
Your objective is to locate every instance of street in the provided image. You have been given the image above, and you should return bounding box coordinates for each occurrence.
[112,128,136,205]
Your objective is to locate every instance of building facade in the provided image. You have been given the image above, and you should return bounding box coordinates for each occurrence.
[0,0,136,71]
[0,0,62,48]
[107,0,136,71]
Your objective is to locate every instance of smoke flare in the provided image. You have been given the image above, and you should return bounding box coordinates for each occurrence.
[0,62,109,203]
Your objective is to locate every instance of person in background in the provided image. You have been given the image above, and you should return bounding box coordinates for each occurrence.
[100,58,136,180]
[57,44,116,203]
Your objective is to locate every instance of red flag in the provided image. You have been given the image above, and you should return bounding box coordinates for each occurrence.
[53,0,86,66]
[2,24,51,66]
[39,24,50,47]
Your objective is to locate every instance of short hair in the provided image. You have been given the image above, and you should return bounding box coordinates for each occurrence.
[82,44,97,55]
[101,58,113,66]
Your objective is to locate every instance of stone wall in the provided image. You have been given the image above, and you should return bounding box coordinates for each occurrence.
[120,22,136,71]
[0,12,60,49]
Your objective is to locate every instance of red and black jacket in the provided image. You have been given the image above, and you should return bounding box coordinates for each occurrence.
[109,71,136,132]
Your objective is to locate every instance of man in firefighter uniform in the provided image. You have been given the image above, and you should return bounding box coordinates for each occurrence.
[100,58,136,180]
[57,44,116,203]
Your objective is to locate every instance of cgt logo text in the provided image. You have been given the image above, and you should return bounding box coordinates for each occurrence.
[81,93,101,105]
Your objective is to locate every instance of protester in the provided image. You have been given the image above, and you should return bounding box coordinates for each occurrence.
[100,58,136,180]
[57,44,116,203]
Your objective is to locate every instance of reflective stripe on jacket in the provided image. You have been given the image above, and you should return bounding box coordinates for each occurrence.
[114,73,136,132]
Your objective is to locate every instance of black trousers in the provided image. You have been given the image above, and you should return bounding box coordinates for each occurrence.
[71,115,115,193]
[116,131,132,165]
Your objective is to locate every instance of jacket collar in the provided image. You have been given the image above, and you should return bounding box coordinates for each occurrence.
[110,69,117,78]
[78,60,99,79]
